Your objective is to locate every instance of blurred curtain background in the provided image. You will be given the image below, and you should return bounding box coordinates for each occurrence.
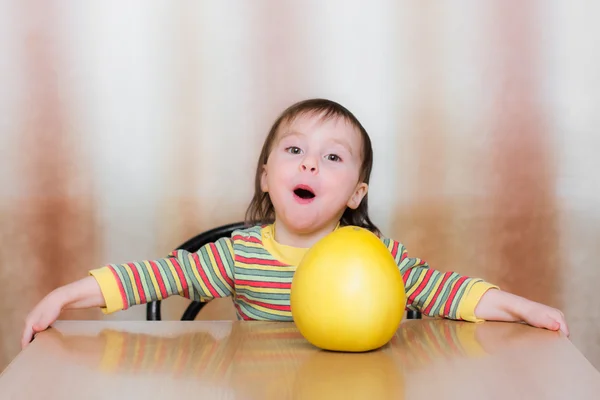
[1,0,599,370]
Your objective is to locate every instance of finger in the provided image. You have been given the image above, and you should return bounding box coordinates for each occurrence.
[528,313,560,331]
[557,316,570,337]
[21,325,33,349]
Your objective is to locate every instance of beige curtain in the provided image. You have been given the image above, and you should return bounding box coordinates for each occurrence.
[1,0,599,371]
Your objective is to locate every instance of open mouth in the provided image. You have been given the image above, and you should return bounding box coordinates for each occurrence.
[293,185,316,200]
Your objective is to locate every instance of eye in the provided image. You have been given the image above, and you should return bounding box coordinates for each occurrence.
[285,146,302,155]
[325,154,342,162]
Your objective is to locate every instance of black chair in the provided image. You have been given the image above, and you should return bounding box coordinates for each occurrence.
[146,222,423,321]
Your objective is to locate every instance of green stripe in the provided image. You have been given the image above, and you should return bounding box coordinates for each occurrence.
[198,247,229,296]
[412,270,439,308]
[215,238,235,278]
[238,302,291,321]
[448,278,471,318]
[236,273,293,283]
[155,258,176,297]
[214,242,235,294]
[429,273,459,316]
[113,264,135,307]
[175,251,206,300]
[235,246,272,257]
[133,261,155,302]
[405,267,423,293]
[236,269,295,278]
[235,288,290,303]
[154,259,175,298]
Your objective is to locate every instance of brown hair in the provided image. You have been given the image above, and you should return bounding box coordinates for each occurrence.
[244,98,380,234]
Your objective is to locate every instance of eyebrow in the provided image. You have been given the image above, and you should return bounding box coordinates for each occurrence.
[278,131,354,155]
[277,130,303,143]
[329,138,353,156]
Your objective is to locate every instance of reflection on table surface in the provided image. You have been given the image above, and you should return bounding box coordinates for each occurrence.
[1,319,599,399]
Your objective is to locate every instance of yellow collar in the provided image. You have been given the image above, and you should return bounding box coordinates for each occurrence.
[260,222,340,266]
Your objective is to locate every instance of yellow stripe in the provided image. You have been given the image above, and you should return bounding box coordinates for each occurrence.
[142,261,163,300]
[123,264,141,304]
[236,263,296,272]
[237,241,264,250]
[226,239,235,256]
[163,259,184,295]
[188,253,212,297]
[247,303,290,317]
[205,247,231,293]
[421,277,443,310]
[405,269,426,298]
[236,285,290,294]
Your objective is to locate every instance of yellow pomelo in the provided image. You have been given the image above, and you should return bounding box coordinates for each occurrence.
[291,226,406,352]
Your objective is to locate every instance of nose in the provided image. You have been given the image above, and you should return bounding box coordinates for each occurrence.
[300,156,319,174]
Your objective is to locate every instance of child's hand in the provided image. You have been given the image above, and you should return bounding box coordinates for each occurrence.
[517,297,569,337]
[475,289,569,337]
[21,276,106,349]
[21,290,66,349]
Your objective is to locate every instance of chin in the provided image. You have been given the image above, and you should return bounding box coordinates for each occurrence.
[286,219,319,234]
[282,212,339,235]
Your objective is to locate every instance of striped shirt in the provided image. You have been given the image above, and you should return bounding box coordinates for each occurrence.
[90,224,497,322]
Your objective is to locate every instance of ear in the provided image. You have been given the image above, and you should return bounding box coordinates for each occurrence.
[260,164,269,192]
[347,182,368,209]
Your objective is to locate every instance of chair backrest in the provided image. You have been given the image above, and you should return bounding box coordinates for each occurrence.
[147,222,422,321]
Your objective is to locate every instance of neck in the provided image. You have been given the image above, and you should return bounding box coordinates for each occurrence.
[273,220,339,248]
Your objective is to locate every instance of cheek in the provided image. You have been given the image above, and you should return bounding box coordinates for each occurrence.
[322,170,359,195]
[270,157,296,179]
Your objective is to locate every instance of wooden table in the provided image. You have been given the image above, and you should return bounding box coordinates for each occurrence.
[1,319,599,399]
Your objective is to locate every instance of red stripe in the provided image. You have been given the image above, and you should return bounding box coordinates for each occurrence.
[210,242,234,287]
[425,324,445,357]
[400,249,408,262]
[442,323,461,355]
[148,261,168,299]
[127,263,147,304]
[444,276,468,316]
[423,272,451,315]
[108,266,129,310]
[248,332,301,340]
[407,269,434,303]
[236,279,291,289]
[191,253,220,297]
[170,259,189,299]
[236,256,285,266]
[232,235,262,244]
[236,294,291,312]
[235,303,252,320]
[390,241,399,259]
[132,335,146,372]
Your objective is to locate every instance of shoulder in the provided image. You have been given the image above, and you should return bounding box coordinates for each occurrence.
[375,230,402,247]
[229,224,265,243]
[376,232,408,261]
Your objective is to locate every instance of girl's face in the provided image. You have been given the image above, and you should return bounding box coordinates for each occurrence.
[261,113,368,235]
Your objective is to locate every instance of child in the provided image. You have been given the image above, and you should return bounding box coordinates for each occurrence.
[21,98,569,349]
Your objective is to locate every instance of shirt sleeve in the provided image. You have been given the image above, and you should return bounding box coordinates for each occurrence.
[89,237,236,314]
[382,238,499,322]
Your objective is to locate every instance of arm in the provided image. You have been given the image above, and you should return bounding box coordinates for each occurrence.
[384,238,495,321]
[90,237,235,313]
[21,237,236,348]
[383,238,569,335]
